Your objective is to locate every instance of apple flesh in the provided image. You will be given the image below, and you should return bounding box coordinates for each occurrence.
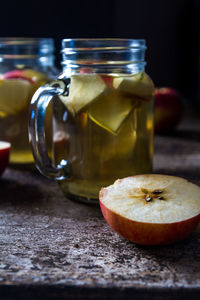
[59,74,108,116]
[0,141,11,175]
[99,175,200,246]
[0,69,49,115]
[113,73,155,101]
[155,87,183,134]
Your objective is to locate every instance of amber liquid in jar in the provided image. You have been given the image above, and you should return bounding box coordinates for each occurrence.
[53,71,154,201]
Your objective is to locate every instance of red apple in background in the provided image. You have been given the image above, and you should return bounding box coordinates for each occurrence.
[99,175,200,246]
[0,141,11,176]
[154,87,183,134]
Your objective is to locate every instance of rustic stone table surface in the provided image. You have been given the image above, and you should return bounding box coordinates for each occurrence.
[0,116,200,300]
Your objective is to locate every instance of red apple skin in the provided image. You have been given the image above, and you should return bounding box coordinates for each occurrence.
[99,190,200,246]
[79,67,93,74]
[0,144,10,176]
[100,75,113,88]
[155,87,183,134]
[3,70,35,84]
[79,70,113,88]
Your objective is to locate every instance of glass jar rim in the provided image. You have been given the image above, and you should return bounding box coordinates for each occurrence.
[0,37,54,45]
[61,38,146,75]
[0,37,54,56]
[61,38,146,52]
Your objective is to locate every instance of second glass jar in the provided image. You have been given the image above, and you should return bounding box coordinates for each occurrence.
[0,38,57,165]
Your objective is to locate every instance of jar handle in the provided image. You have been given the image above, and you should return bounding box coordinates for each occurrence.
[29,79,71,180]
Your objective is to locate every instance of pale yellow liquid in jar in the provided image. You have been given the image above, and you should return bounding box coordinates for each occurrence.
[54,72,154,201]
[2,106,33,164]
[0,72,49,165]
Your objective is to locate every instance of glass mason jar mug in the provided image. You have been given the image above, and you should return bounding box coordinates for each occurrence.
[29,39,155,203]
[0,38,57,165]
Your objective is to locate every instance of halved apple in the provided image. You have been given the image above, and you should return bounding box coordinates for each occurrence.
[99,174,200,245]
[0,141,11,175]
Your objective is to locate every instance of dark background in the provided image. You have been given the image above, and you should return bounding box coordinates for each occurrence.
[0,0,200,105]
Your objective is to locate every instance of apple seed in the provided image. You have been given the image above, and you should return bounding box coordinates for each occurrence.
[152,190,163,194]
[157,196,165,200]
[145,195,152,202]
